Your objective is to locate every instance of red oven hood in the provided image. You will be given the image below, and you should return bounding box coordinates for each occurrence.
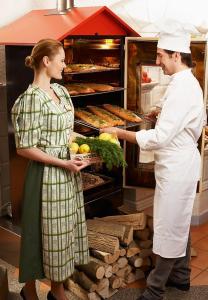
[0,6,139,45]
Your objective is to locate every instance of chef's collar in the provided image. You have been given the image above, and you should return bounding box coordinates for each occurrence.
[170,68,192,80]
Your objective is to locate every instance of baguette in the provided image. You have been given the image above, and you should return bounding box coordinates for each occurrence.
[84,83,114,92]
[87,106,124,126]
[64,64,108,73]
[103,104,142,123]
[75,109,113,128]
[65,84,95,95]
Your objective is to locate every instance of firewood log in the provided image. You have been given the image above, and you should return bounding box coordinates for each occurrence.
[108,288,119,298]
[90,249,120,264]
[120,280,127,288]
[116,264,132,278]
[126,240,141,257]
[111,262,119,274]
[97,213,147,230]
[134,228,150,241]
[109,275,122,289]
[97,286,109,299]
[119,247,126,257]
[124,269,145,283]
[65,278,101,300]
[76,261,105,280]
[122,225,133,246]
[87,219,126,242]
[95,278,109,292]
[117,257,128,269]
[90,257,113,278]
[124,272,137,284]
[88,230,119,254]
[128,255,143,268]
[73,269,97,292]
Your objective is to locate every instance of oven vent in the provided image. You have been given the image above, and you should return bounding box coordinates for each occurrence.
[46,0,74,16]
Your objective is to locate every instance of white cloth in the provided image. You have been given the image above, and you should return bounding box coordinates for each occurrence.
[136,69,205,258]
[139,149,154,163]
[156,20,197,53]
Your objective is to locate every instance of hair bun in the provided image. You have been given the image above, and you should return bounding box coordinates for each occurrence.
[25,55,34,68]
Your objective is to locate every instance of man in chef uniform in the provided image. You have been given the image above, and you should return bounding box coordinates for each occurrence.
[101,20,206,300]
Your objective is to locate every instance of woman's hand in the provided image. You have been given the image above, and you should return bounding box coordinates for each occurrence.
[64,159,91,173]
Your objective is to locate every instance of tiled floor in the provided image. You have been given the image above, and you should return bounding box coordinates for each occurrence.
[1,221,208,292]
[191,222,208,286]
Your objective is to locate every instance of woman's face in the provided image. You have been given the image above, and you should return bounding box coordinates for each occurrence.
[46,47,66,79]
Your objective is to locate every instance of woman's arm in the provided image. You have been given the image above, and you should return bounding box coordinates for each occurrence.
[17,147,91,173]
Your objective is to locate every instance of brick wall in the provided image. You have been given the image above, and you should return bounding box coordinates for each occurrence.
[0,46,11,216]
[0,46,6,84]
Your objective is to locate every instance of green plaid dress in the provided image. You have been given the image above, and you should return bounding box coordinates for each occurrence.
[11,83,89,282]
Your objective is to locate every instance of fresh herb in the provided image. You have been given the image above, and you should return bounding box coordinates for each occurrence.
[75,137,127,170]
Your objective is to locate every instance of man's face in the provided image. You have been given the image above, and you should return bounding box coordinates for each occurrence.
[156,48,176,75]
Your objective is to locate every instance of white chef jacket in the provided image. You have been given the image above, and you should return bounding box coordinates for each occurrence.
[136,69,205,258]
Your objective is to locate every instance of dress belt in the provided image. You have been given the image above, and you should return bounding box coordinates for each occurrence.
[39,145,70,159]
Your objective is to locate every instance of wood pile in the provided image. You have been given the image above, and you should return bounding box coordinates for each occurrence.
[65,212,154,299]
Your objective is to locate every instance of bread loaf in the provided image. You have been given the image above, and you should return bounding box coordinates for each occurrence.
[87,106,124,126]
[84,83,114,92]
[64,64,108,73]
[75,109,113,128]
[65,84,95,95]
[103,104,142,123]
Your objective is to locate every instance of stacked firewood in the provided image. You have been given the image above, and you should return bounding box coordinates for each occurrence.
[65,213,154,300]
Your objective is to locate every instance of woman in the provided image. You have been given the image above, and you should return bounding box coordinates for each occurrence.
[11,39,91,300]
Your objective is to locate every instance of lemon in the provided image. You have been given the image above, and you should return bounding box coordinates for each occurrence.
[69,142,79,154]
[109,138,120,146]
[79,144,90,154]
[99,132,112,141]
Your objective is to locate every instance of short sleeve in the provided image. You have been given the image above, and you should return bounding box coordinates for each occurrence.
[11,91,43,148]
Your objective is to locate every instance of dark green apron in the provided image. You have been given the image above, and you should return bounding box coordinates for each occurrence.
[19,161,45,283]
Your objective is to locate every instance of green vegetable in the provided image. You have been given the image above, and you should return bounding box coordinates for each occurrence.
[75,137,127,170]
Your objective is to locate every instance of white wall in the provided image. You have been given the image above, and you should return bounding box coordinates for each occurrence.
[1,0,32,28]
[1,0,208,32]
[0,0,119,28]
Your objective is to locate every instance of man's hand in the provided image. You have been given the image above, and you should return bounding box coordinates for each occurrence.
[144,109,160,123]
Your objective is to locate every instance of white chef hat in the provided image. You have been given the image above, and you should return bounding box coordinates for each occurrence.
[156,19,197,53]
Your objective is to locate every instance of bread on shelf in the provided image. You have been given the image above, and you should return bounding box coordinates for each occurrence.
[65,84,95,95]
[75,109,113,128]
[103,104,142,123]
[87,106,124,126]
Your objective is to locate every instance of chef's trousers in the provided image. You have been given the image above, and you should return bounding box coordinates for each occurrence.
[142,235,191,300]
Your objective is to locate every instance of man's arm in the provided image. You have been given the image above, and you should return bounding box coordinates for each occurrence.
[100,127,137,144]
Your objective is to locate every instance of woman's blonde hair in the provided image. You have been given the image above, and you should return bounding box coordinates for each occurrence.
[25,39,63,69]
